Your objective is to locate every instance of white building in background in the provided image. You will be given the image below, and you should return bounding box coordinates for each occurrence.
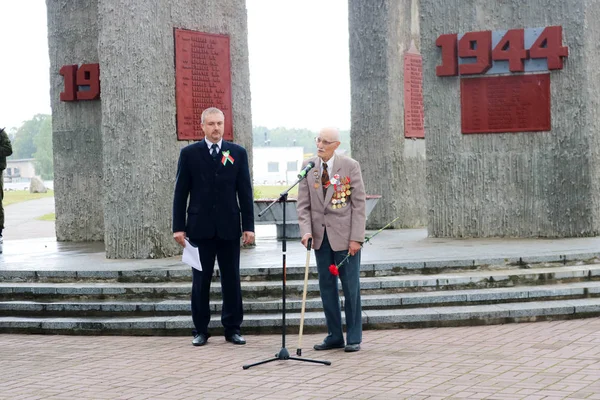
[4,158,36,182]
[253,147,304,185]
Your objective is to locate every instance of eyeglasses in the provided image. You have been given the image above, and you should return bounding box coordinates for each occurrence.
[315,137,338,146]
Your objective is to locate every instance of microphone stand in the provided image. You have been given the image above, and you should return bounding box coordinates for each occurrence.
[243,168,331,369]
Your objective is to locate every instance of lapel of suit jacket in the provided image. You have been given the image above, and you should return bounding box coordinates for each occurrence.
[323,156,342,208]
[199,139,214,165]
[315,158,326,204]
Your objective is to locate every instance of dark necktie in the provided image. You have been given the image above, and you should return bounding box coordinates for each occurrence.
[321,162,329,197]
[210,143,219,162]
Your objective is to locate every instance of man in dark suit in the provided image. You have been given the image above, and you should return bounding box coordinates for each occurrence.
[173,107,255,347]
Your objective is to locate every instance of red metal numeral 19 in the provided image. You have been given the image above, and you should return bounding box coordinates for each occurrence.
[492,29,528,72]
[59,63,101,102]
[529,26,569,70]
[435,33,458,76]
[458,30,492,75]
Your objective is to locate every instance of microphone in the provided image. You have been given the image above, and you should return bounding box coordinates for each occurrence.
[297,161,315,179]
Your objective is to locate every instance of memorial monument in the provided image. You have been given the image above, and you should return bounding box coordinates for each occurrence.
[348,0,427,230]
[46,0,594,262]
[420,0,596,238]
[47,0,252,258]
[349,0,596,238]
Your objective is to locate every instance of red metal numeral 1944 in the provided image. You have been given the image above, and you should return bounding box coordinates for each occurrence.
[436,26,568,76]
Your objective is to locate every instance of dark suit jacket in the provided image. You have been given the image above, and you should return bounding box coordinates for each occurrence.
[172,139,254,240]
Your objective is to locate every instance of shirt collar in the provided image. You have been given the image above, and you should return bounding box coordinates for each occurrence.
[321,155,335,171]
[205,138,223,150]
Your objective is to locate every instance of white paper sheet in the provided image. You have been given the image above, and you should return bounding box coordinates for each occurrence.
[182,238,202,271]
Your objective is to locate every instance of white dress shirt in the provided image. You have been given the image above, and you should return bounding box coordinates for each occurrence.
[321,155,335,176]
[206,138,223,155]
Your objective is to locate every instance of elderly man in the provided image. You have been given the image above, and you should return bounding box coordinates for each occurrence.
[296,127,366,352]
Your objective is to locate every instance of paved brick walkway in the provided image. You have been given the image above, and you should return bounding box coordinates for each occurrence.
[1,318,599,399]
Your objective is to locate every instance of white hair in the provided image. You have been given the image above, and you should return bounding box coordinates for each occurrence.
[319,127,341,142]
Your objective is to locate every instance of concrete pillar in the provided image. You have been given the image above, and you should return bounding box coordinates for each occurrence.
[48,0,252,258]
[420,0,598,238]
[348,0,427,229]
[47,0,104,242]
[98,0,251,258]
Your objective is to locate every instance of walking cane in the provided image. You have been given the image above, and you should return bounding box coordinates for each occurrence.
[296,237,312,356]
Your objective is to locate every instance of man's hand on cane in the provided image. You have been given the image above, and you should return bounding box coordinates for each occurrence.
[301,233,312,249]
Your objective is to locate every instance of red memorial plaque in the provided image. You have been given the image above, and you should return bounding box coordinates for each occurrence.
[174,29,233,141]
[460,74,550,134]
[404,49,425,138]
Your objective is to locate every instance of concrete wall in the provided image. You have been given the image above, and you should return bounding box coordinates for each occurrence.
[348,0,427,229]
[47,0,104,242]
[48,0,252,258]
[585,1,600,236]
[420,0,598,238]
[97,0,251,258]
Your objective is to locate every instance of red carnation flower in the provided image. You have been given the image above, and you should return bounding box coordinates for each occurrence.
[329,264,339,276]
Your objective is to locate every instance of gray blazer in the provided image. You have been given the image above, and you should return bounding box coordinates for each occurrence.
[297,154,366,251]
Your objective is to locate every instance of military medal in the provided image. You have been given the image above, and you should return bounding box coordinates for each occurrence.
[314,183,319,189]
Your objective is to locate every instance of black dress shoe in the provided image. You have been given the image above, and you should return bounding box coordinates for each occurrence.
[226,333,246,345]
[313,341,345,351]
[192,333,208,346]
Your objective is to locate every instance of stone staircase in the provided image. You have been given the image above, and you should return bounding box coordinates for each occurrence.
[1,258,600,335]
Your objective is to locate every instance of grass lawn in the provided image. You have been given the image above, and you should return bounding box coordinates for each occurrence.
[254,185,298,199]
[3,190,55,206]
[36,212,55,221]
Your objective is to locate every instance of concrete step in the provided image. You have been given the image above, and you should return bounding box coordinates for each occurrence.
[2,281,600,317]
[1,264,599,301]
[1,298,599,335]
[1,259,596,283]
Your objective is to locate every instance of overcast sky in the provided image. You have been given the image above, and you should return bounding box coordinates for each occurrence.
[0,0,350,132]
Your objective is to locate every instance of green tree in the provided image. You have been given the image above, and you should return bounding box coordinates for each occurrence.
[10,114,50,159]
[252,126,351,155]
[33,116,53,180]
[6,127,17,142]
